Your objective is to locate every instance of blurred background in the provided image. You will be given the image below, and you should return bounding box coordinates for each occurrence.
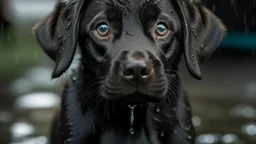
[0,0,255,144]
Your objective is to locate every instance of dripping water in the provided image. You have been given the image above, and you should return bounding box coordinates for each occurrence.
[128,105,137,135]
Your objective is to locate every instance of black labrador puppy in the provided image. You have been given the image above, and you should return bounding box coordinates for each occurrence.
[33,0,226,143]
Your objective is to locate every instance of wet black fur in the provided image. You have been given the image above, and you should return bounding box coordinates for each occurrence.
[33,0,226,144]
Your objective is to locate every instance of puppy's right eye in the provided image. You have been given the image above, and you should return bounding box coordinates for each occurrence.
[96,23,110,37]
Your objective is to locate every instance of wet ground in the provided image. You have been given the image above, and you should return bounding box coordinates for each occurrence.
[0,15,256,144]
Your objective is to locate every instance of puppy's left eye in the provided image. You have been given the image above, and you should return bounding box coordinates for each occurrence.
[155,23,168,36]
[96,23,110,37]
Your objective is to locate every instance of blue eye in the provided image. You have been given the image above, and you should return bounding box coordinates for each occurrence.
[156,23,168,36]
[96,23,109,37]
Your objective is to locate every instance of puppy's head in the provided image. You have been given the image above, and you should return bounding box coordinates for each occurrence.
[33,0,226,104]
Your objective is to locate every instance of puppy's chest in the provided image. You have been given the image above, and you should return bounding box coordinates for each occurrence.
[99,127,169,144]
[98,106,173,144]
[99,129,151,144]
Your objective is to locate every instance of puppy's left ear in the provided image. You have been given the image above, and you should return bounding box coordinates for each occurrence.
[33,1,84,78]
[174,0,226,79]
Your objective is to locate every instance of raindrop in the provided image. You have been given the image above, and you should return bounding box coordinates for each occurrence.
[33,52,38,60]
[155,104,160,113]
[15,54,19,63]
[244,14,247,25]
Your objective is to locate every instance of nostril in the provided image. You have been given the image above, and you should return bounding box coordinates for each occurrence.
[123,68,134,77]
[141,68,150,77]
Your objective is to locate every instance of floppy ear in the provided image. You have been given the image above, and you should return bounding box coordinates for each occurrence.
[174,0,226,79]
[33,0,84,78]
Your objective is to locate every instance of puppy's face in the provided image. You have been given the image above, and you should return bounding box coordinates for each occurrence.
[33,0,226,105]
[78,0,181,104]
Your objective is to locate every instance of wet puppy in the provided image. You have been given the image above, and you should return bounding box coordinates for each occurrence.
[33,0,226,143]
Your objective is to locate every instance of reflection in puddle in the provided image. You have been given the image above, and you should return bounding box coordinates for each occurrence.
[230,105,256,119]
[196,133,245,144]
[241,123,256,138]
[15,92,60,109]
[10,122,35,139]
[222,134,240,144]
[197,134,220,144]
[11,67,59,95]
[10,136,48,144]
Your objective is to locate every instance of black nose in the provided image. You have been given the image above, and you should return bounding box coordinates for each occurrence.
[121,60,153,83]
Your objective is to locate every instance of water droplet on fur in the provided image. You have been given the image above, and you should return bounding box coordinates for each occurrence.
[66,22,72,30]
[128,105,137,135]
[102,59,107,63]
[155,105,160,113]
[185,126,191,131]
[153,117,162,123]
[71,0,77,5]
[129,127,135,135]
[187,135,192,140]
[125,31,134,36]
[72,76,77,81]
[160,131,165,137]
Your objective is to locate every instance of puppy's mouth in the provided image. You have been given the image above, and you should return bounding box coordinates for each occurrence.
[101,81,167,105]
[118,91,161,105]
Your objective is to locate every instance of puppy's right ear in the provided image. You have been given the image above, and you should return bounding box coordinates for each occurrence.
[33,1,84,78]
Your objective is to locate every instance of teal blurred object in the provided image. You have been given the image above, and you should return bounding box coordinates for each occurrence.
[221,32,256,50]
